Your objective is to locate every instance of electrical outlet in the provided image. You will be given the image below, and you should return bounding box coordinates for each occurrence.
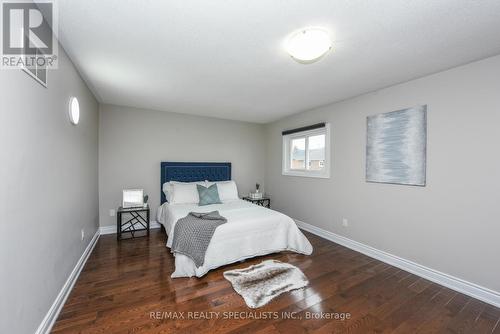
[109,209,116,217]
[342,218,349,227]
[81,229,85,241]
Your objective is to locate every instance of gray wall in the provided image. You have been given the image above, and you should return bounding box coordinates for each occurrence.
[265,55,500,293]
[99,104,266,227]
[0,49,99,332]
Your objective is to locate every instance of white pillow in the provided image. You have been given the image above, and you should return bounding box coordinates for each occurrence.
[215,180,239,202]
[170,182,208,204]
[162,182,174,202]
[163,181,206,203]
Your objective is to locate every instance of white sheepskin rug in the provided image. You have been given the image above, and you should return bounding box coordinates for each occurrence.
[223,259,309,308]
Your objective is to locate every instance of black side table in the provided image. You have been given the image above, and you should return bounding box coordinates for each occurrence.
[242,196,271,208]
[117,205,150,240]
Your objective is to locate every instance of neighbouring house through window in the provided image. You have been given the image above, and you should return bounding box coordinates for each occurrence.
[282,123,330,178]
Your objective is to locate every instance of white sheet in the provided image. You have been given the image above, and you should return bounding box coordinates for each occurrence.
[157,199,313,278]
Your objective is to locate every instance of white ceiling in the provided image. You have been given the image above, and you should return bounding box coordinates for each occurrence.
[56,0,500,123]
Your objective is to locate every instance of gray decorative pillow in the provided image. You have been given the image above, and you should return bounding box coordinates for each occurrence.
[197,184,222,206]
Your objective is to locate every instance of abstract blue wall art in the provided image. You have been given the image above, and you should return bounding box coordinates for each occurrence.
[366,105,427,186]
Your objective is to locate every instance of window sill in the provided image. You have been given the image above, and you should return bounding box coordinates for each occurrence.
[282,170,330,179]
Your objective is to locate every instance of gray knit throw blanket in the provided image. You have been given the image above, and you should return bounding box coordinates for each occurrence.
[171,211,227,267]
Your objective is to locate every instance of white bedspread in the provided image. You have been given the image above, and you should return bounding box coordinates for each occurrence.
[157,200,313,278]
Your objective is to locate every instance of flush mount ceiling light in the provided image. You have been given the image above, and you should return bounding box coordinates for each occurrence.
[285,28,332,64]
[69,97,80,125]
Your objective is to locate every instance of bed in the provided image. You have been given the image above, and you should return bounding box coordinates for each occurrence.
[157,162,313,278]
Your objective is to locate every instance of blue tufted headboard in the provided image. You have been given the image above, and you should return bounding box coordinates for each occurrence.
[160,162,231,204]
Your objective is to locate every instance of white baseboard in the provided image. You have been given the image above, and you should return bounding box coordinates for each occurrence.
[99,221,161,235]
[295,220,500,308]
[35,229,100,334]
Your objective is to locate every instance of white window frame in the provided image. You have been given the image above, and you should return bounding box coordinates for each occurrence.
[20,31,48,88]
[282,123,331,178]
[22,49,48,88]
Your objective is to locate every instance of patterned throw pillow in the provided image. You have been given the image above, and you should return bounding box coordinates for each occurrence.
[197,184,222,206]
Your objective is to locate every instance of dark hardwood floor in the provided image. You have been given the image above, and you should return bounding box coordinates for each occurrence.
[53,229,500,333]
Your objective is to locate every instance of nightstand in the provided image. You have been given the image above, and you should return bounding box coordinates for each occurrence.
[242,196,271,208]
[117,205,150,240]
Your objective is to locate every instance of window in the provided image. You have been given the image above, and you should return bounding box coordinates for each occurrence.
[282,123,330,178]
[20,32,48,87]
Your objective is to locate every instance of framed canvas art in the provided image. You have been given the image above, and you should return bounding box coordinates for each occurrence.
[366,105,427,186]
